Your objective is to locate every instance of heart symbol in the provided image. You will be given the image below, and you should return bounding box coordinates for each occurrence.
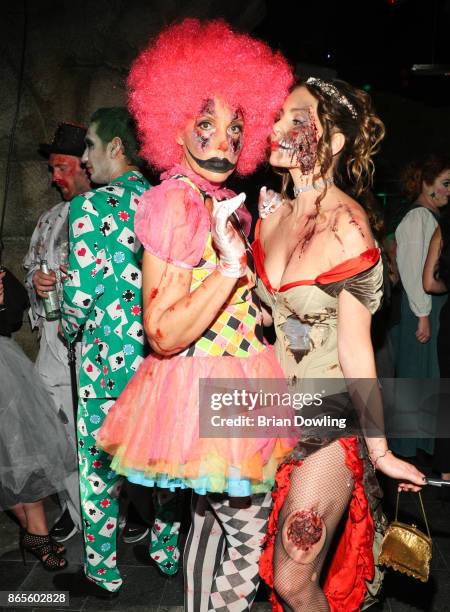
[78,222,84,228]
[154,555,160,560]
[86,364,93,372]
[106,523,114,529]
[116,304,121,310]
[78,248,86,257]
[96,258,102,264]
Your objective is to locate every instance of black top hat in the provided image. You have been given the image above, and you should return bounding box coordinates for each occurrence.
[39,122,87,158]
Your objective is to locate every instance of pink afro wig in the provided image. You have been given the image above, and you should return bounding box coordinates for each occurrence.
[128,18,293,175]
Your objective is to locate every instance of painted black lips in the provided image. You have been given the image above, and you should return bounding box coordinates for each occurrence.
[187,148,236,173]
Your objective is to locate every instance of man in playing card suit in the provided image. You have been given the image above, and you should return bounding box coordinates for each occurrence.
[23,122,91,544]
[57,108,150,597]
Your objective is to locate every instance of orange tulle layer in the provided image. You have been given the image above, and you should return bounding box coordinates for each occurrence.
[97,347,296,494]
[259,437,374,611]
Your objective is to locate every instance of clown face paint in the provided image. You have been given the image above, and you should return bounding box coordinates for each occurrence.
[49,153,90,201]
[427,169,450,208]
[82,123,112,186]
[178,97,244,183]
[270,86,320,175]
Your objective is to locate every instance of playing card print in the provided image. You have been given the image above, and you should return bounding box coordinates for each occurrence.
[120,263,141,288]
[117,227,138,252]
[67,268,81,287]
[72,214,95,238]
[100,214,118,237]
[97,185,124,198]
[87,473,107,495]
[86,545,104,566]
[130,354,144,371]
[78,418,88,437]
[73,240,95,268]
[99,516,117,537]
[84,357,101,382]
[108,351,126,372]
[79,194,97,214]
[62,172,149,401]
[129,192,141,211]
[94,306,105,325]
[126,321,145,344]
[99,400,115,415]
[83,501,105,524]
[79,383,95,399]
[103,552,118,568]
[72,289,93,310]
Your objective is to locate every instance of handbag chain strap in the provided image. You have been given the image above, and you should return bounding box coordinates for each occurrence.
[395,491,431,539]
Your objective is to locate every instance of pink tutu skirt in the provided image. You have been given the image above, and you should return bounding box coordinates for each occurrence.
[97,347,295,495]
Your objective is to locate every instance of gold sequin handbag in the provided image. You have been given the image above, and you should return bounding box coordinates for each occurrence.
[378,491,432,582]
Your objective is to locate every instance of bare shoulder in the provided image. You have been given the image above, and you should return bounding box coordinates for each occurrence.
[330,195,376,257]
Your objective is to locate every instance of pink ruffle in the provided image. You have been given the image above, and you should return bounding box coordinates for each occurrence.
[134,180,210,268]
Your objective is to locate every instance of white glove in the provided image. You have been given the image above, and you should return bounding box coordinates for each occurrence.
[211,193,247,278]
[258,186,283,219]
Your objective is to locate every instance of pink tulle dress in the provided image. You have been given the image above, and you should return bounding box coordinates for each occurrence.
[97,166,294,495]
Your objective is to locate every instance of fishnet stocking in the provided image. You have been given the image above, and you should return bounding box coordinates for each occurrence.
[273,440,353,611]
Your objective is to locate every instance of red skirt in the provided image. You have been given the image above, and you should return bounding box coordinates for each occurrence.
[259,437,374,612]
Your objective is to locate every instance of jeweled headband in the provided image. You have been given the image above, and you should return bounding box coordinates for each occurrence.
[306,77,358,119]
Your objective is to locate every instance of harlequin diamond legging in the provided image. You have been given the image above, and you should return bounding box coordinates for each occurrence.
[184,491,272,612]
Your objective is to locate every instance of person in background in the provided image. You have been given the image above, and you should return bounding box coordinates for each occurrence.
[423,205,450,499]
[54,107,150,598]
[390,155,450,457]
[0,265,75,570]
[23,123,90,542]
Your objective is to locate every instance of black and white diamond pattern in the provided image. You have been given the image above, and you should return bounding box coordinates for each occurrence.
[207,493,272,612]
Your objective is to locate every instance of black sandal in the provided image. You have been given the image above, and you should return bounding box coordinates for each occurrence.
[20,531,68,571]
[19,527,65,555]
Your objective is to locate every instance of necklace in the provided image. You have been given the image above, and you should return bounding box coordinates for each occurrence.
[293,177,334,196]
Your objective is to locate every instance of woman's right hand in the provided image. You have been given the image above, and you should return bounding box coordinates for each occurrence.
[211,194,247,278]
[258,186,283,219]
[375,452,426,492]
[416,315,431,344]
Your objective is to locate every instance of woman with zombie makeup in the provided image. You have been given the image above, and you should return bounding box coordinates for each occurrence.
[253,78,426,611]
[389,155,450,458]
[423,203,450,499]
[97,19,294,609]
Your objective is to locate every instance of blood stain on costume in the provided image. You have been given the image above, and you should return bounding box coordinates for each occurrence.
[149,288,159,299]
[287,509,323,551]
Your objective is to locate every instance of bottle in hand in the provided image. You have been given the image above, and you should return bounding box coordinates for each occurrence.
[40,259,61,321]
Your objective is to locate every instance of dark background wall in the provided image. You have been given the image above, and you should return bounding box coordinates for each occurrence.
[1,0,449,356]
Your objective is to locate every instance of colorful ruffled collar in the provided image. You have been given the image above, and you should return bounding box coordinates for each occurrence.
[161,164,252,236]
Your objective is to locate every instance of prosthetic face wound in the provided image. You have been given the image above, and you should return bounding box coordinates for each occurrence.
[271,107,318,174]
